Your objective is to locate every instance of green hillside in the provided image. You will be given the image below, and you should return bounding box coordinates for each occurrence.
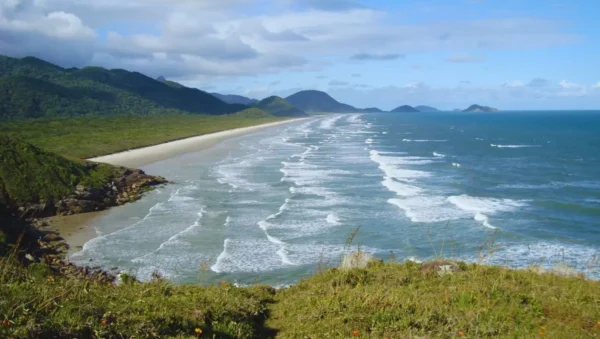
[0,136,117,206]
[286,90,359,113]
[251,96,307,117]
[211,92,258,105]
[0,55,246,120]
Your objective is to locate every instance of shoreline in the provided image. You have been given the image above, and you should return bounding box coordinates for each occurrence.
[53,117,310,258]
[88,118,309,168]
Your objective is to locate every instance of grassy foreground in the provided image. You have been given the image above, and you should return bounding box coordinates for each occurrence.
[0,109,284,159]
[2,256,599,338]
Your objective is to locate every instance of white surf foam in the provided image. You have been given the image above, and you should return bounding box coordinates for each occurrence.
[365,138,374,144]
[290,186,335,198]
[474,212,496,229]
[210,238,231,273]
[291,145,320,161]
[319,115,344,129]
[452,162,461,168]
[280,161,355,186]
[433,152,445,157]
[448,195,525,229]
[388,197,466,223]
[258,220,296,265]
[403,139,447,142]
[490,144,541,148]
[267,198,291,220]
[369,151,432,179]
[382,177,423,197]
[137,207,207,258]
[346,114,363,124]
[326,213,341,225]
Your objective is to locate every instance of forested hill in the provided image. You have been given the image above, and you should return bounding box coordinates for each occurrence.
[0,55,247,120]
[286,90,359,113]
[250,96,307,117]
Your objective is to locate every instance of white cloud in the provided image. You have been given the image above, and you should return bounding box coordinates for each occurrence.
[593,82,600,89]
[559,80,583,89]
[0,0,582,81]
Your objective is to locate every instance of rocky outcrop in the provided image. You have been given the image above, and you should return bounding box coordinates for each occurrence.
[16,168,167,219]
[420,260,461,276]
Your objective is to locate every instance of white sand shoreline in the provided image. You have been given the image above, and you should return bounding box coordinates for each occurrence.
[87,118,310,168]
[55,117,310,257]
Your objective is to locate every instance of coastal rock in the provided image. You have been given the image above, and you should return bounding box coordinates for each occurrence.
[340,252,382,270]
[56,198,103,215]
[420,260,461,276]
[19,203,55,219]
[42,233,64,242]
[74,187,104,201]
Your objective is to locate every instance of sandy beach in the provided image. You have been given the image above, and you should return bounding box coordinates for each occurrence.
[88,118,309,168]
[51,118,309,257]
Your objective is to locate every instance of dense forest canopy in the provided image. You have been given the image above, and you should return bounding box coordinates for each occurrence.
[0,55,248,120]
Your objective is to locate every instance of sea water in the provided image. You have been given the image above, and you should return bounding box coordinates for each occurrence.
[70,111,600,284]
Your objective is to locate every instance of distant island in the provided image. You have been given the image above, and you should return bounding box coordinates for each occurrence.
[462,104,500,112]
[415,105,440,112]
[391,105,420,113]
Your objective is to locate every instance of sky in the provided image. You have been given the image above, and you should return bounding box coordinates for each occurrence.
[0,0,599,110]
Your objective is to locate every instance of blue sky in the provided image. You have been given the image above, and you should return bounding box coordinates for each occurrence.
[0,0,599,110]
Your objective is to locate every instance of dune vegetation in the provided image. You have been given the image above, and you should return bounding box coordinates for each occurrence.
[0,109,283,159]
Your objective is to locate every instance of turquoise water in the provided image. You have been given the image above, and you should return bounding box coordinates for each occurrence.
[71,112,600,284]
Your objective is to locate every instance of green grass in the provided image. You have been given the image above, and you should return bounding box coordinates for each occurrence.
[0,259,275,338]
[0,109,284,159]
[268,261,600,338]
[1,256,599,338]
[0,136,120,205]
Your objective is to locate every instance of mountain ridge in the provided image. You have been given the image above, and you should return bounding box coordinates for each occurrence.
[0,55,247,120]
[211,93,258,105]
[250,96,307,117]
[286,90,359,113]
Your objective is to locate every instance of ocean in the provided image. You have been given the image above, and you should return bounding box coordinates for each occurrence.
[70,111,600,285]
